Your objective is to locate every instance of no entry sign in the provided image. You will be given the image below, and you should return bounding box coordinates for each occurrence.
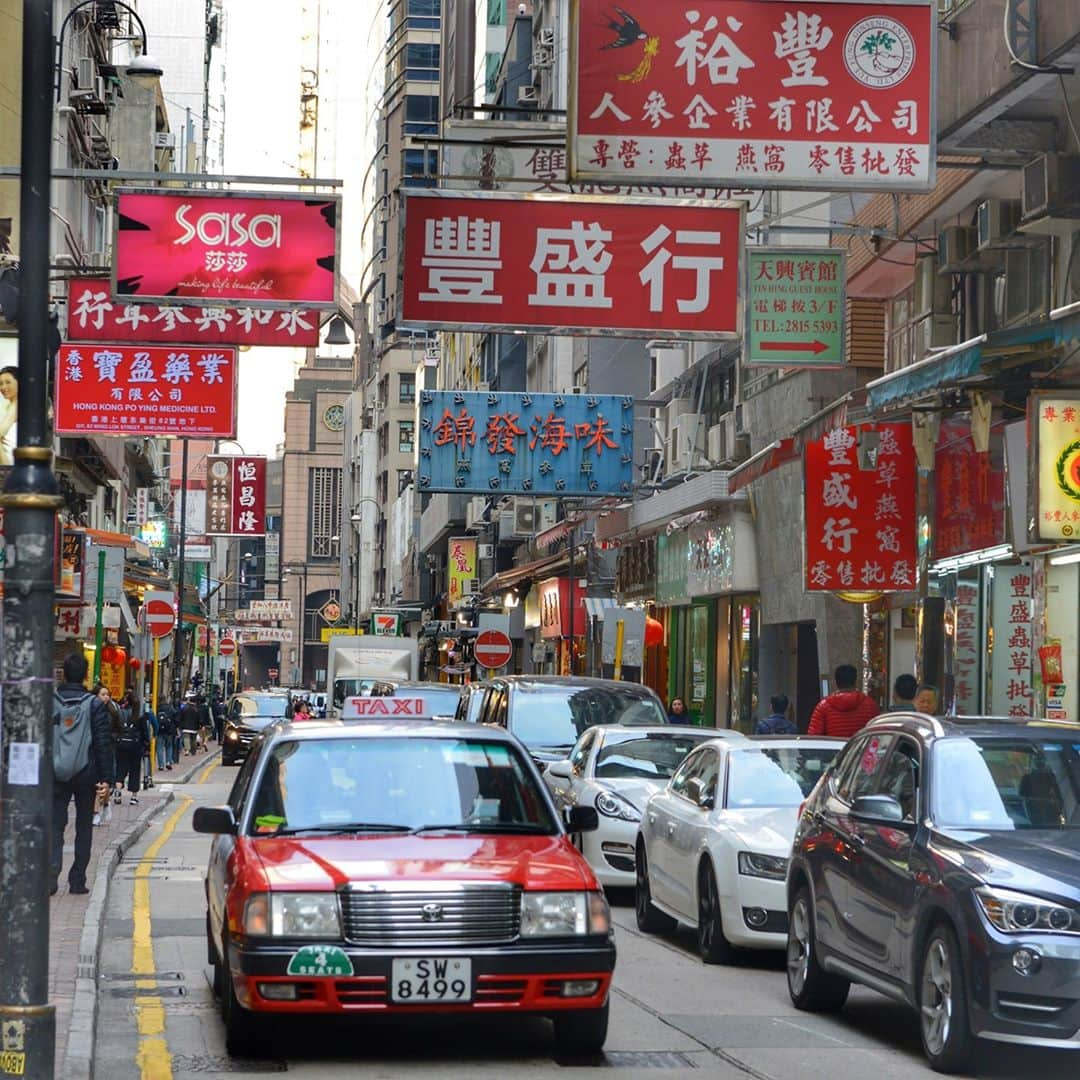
[218,637,237,657]
[474,630,514,670]
[142,591,176,639]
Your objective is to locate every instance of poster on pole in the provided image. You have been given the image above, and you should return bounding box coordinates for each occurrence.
[569,0,936,191]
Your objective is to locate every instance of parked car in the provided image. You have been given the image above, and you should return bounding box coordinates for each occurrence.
[458,676,670,770]
[195,719,615,1058]
[222,692,292,766]
[545,725,740,887]
[636,736,842,962]
[786,713,1080,1073]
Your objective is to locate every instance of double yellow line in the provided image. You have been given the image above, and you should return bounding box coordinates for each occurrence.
[132,758,219,1079]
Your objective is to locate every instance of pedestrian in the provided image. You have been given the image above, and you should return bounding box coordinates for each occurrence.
[179,695,200,755]
[196,694,212,751]
[292,698,313,721]
[914,683,939,715]
[888,673,918,712]
[93,684,122,818]
[668,697,689,723]
[52,652,115,895]
[156,699,176,771]
[211,690,225,743]
[115,689,149,805]
[807,664,880,739]
[755,694,797,735]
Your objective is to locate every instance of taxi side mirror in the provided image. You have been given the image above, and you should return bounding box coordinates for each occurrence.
[193,805,238,835]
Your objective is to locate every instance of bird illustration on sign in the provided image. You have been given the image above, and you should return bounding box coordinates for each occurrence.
[599,7,659,83]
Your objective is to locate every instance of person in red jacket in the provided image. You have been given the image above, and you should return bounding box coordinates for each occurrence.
[807,664,879,739]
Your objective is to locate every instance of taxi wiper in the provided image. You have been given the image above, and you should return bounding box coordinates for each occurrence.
[410,822,551,835]
[271,822,413,836]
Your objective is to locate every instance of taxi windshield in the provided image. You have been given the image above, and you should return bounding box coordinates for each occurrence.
[246,735,558,836]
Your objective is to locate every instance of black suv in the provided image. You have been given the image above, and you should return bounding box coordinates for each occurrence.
[786,713,1080,1072]
[222,692,291,765]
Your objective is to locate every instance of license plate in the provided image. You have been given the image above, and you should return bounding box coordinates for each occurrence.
[390,957,471,1004]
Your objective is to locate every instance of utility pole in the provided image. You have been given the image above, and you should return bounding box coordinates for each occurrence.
[171,438,189,701]
[0,2,63,1076]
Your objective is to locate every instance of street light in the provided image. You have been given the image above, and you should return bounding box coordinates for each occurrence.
[284,564,309,687]
[350,497,382,632]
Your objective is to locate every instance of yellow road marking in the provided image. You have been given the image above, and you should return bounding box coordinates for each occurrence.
[132,756,219,1078]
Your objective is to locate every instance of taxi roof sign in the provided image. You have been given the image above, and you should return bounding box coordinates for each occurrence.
[341,697,429,719]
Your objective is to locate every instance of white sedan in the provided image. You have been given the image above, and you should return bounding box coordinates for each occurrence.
[635,736,843,962]
[544,725,744,888]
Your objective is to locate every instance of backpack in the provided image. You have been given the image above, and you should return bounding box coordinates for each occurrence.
[116,706,143,752]
[158,706,176,737]
[53,691,95,782]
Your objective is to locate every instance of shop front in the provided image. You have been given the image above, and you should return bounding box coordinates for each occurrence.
[614,535,663,696]
[537,575,587,675]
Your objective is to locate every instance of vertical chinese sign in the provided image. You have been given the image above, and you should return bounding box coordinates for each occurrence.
[205,456,267,536]
[1032,396,1080,541]
[419,390,635,498]
[570,0,936,190]
[990,562,1034,718]
[953,578,981,716]
[804,423,916,592]
[934,418,1007,559]
[447,537,477,609]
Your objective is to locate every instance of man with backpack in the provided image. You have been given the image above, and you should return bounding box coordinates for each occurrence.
[52,652,115,895]
[115,690,150,804]
[156,699,177,771]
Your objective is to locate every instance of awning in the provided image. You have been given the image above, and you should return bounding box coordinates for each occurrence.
[481,549,573,597]
[583,597,618,619]
[728,438,798,495]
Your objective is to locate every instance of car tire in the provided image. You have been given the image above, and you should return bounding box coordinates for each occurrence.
[635,843,675,934]
[206,911,224,997]
[697,863,737,965]
[919,924,974,1074]
[221,937,266,1057]
[552,1001,609,1057]
[786,886,849,1012]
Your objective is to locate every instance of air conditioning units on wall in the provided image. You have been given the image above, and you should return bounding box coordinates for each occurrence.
[1022,153,1080,222]
[976,199,1024,251]
[518,85,538,104]
[465,496,487,531]
[937,226,978,273]
[478,543,494,560]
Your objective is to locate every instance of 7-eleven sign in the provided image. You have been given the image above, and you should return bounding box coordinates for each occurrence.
[371,612,401,636]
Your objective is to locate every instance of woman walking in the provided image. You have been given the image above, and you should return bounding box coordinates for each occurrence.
[92,684,120,825]
[115,689,148,805]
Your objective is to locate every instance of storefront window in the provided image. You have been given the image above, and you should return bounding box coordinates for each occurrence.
[687,605,710,715]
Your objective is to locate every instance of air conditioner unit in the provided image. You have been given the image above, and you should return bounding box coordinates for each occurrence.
[913,314,957,358]
[532,47,553,70]
[1022,153,1080,221]
[537,499,557,531]
[77,56,95,89]
[937,226,978,273]
[497,509,517,541]
[707,422,725,464]
[641,446,663,481]
[512,497,539,535]
[465,495,487,531]
[477,543,494,560]
[976,199,1023,251]
[517,85,538,104]
[538,28,555,47]
[461,579,480,595]
[666,414,703,475]
[153,131,177,149]
[913,254,951,319]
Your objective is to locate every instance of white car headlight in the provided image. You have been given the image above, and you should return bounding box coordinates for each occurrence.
[976,887,1080,934]
[521,891,611,937]
[595,790,641,822]
[266,892,341,938]
[737,851,788,880]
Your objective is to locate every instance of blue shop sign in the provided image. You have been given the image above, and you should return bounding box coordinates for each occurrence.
[418,390,635,497]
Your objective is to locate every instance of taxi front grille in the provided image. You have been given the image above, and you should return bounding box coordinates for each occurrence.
[340,883,520,946]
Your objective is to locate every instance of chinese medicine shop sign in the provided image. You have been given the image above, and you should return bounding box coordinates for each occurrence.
[401,190,743,339]
[570,0,935,191]
[419,391,634,497]
[747,248,845,366]
[206,455,267,536]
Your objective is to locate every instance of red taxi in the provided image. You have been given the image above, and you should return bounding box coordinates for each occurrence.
[195,720,615,1058]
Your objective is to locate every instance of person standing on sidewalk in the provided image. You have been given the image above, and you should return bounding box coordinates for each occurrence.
[156,698,177,771]
[115,689,149,805]
[179,695,201,755]
[52,652,115,895]
[807,664,880,739]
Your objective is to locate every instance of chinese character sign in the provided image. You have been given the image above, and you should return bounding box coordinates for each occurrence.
[114,189,339,309]
[55,344,238,438]
[205,455,267,536]
[746,248,845,366]
[571,0,935,190]
[447,537,477,609]
[989,561,1034,719]
[401,191,742,338]
[933,418,1006,560]
[67,278,319,347]
[1034,397,1080,541]
[419,390,635,497]
[953,580,981,716]
[804,423,916,592]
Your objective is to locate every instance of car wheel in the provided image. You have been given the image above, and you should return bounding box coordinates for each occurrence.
[635,843,675,934]
[697,863,736,964]
[787,886,849,1011]
[221,938,266,1057]
[552,1001,609,1057]
[206,912,223,998]
[920,925,974,1074]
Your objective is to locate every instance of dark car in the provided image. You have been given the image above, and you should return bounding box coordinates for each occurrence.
[457,676,670,770]
[195,720,614,1058]
[222,692,292,765]
[786,712,1080,1073]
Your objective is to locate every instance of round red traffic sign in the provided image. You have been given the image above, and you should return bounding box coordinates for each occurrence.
[474,629,513,670]
[143,597,175,639]
[218,637,236,657]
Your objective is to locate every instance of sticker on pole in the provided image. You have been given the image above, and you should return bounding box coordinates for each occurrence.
[286,945,354,977]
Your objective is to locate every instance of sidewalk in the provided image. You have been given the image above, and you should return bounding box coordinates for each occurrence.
[49,741,218,1078]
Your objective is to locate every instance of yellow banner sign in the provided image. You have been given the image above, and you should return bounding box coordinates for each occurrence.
[447,536,477,609]
[320,627,358,643]
[1036,397,1080,540]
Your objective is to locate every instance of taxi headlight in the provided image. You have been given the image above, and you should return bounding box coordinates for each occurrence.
[269,892,341,938]
[520,891,610,938]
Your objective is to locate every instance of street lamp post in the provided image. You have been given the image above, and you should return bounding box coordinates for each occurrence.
[350,497,381,633]
[285,564,308,686]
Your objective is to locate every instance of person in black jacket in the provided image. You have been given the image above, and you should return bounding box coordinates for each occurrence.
[52,652,115,895]
[179,696,201,755]
[115,689,149,805]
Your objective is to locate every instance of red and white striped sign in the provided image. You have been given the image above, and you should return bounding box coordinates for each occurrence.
[142,591,176,639]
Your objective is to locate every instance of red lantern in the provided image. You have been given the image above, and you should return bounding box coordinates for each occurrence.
[113,647,126,666]
[129,657,141,671]
[101,645,116,665]
[644,617,665,648]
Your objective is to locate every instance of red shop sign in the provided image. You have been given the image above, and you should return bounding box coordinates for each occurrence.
[55,344,237,438]
[67,277,319,347]
[205,455,267,536]
[570,0,935,191]
[933,418,1006,561]
[401,190,743,338]
[804,423,917,592]
[113,188,339,310]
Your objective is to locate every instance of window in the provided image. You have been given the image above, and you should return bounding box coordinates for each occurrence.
[405,42,440,74]
[308,466,342,560]
[405,96,439,124]
[408,0,440,16]
[488,0,505,26]
[485,52,501,95]
[398,420,415,453]
[403,149,437,188]
[878,737,921,821]
[397,468,413,494]
[399,373,416,403]
[836,733,895,803]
